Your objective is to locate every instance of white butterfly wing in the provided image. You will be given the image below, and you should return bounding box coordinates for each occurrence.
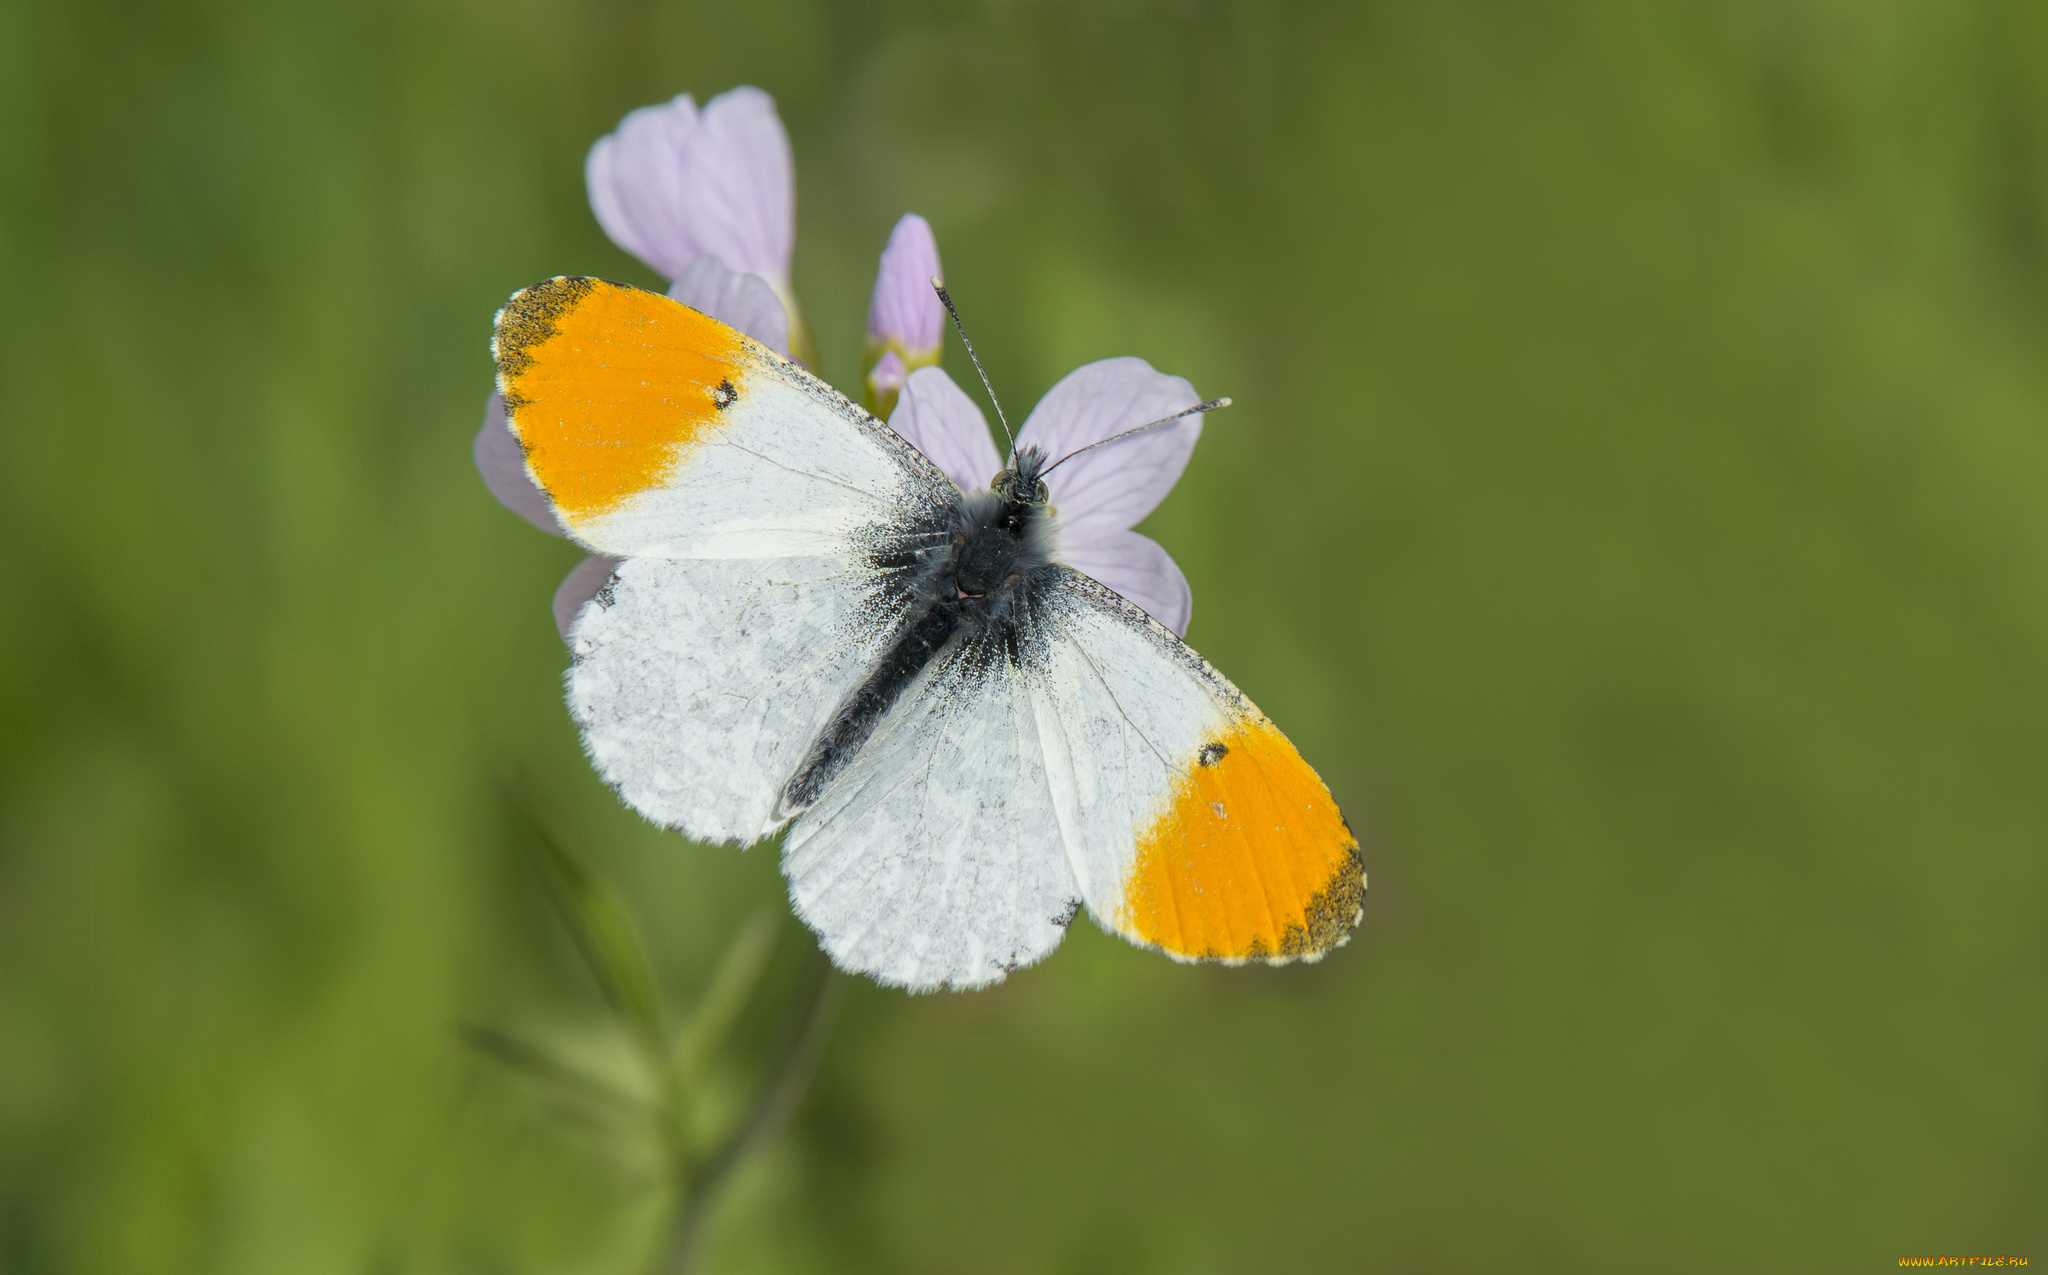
[781,633,1080,992]
[495,278,953,843]
[568,555,926,842]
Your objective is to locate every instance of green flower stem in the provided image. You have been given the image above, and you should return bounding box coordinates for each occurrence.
[662,948,843,1275]
[501,801,842,1272]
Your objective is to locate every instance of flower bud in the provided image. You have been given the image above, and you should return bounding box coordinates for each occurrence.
[862,213,944,418]
[869,350,908,399]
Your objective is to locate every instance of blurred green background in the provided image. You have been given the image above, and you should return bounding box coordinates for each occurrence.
[4,0,2046,1270]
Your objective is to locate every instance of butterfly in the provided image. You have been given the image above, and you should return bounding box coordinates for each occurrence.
[494,275,1364,991]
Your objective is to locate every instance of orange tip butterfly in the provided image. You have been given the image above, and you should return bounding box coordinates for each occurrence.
[494,276,1364,991]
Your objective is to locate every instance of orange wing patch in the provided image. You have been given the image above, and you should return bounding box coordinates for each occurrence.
[1119,717,1363,963]
[494,277,749,524]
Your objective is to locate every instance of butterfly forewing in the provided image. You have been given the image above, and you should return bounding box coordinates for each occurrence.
[493,278,955,844]
[1026,574,1364,964]
[494,276,949,557]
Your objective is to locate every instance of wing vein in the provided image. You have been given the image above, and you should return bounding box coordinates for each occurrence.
[712,439,889,501]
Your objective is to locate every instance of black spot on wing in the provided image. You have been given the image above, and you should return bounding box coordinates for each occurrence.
[712,377,737,409]
[1197,742,1229,767]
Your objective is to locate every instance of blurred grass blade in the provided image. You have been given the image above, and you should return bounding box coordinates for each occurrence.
[522,817,668,1060]
[666,948,843,1275]
[672,908,780,1078]
[460,1022,648,1121]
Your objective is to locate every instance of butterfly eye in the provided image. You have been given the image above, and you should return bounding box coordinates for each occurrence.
[1034,481,1049,504]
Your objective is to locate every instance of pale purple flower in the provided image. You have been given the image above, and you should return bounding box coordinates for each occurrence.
[586,87,794,297]
[585,86,811,367]
[667,254,788,359]
[886,360,1204,636]
[889,366,1002,495]
[861,214,944,416]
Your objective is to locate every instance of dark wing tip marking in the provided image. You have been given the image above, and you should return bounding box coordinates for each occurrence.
[493,276,598,382]
[1275,844,1367,960]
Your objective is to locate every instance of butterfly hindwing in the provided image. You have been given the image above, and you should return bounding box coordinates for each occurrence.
[495,278,955,844]
[781,627,1079,992]
[569,554,928,843]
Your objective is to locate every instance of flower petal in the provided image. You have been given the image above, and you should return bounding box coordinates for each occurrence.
[668,255,789,356]
[1014,357,1204,538]
[671,86,794,289]
[865,213,944,358]
[586,93,701,279]
[553,553,623,644]
[1056,528,1192,637]
[889,366,1002,493]
[584,86,794,288]
[474,392,568,536]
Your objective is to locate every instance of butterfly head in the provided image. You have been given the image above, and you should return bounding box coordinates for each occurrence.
[990,444,1051,511]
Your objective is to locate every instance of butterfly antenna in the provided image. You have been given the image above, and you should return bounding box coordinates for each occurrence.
[931,278,1015,455]
[1039,397,1232,478]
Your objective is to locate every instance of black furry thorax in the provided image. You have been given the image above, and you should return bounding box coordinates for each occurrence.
[928,444,1058,629]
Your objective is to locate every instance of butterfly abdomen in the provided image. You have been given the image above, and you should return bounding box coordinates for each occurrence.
[777,481,1058,818]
